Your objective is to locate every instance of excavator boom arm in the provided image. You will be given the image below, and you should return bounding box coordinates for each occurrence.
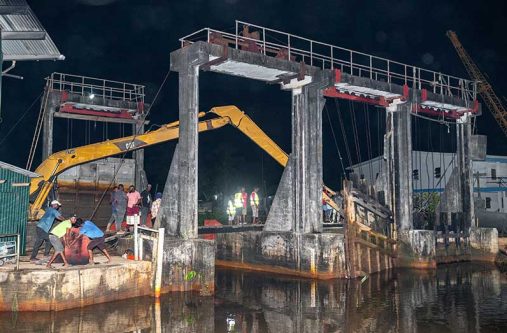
[30,105,340,219]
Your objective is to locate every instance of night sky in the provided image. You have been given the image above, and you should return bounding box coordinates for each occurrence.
[0,0,506,197]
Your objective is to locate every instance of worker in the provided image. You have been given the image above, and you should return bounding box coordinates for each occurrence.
[126,185,141,231]
[46,215,75,268]
[30,200,65,264]
[241,187,248,224]
[234,188,243,225]
[106,185,118,233]
[151,192,163,225]
[227,195,236,225]
[75,218,111,264]
[250,187,260,224]
[140,184,153,226]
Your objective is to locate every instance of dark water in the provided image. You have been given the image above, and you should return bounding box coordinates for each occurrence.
[1,263,506,332]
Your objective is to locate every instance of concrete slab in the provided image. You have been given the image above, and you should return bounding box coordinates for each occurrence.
[0,256,152,311]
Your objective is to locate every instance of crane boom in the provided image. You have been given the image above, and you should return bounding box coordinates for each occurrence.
[446,30,507,136]
[30,105,340,219]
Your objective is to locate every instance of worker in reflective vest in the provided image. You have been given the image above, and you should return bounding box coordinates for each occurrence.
[227,196,236,225]
[250,187,260,224]
[234,189,243,225]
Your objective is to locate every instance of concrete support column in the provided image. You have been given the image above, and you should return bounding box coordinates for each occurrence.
[133,121,146,189]
[457,113,475,229]
[385,101,413,230]
[264,74,326,233]
[41,91,61,160]
[157,47,208,239]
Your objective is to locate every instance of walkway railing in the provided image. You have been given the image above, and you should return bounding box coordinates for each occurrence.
[180,20,477,102]
[46,72,145,103]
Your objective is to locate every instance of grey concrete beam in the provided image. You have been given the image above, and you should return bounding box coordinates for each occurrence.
[265,72,330,233]
[133,122,146,189]
[385,101,413,230]
[41,91,61,160]
[457,114,475,228]
[158,44,210,239]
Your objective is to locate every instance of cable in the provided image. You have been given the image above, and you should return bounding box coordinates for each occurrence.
[335,99,353,169]
[89,67,172,220]
[0,92,43,147]
[26,90,50,170]
[349,101,362,175]
[324,102,346,177]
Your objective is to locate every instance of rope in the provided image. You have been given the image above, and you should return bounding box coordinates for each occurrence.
[324,102,346,177]
[89,67,171,220]
[0,92,43,147]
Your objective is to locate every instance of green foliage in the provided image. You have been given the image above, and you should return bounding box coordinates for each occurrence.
[184,270,197,282]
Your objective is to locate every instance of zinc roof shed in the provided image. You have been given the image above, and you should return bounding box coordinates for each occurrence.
[0,161,40,255]
[0,0,64,61]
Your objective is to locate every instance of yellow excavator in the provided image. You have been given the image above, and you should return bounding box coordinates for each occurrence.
[29,105,340,220]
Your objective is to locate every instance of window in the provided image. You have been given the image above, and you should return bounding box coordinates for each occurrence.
[491,168,497,180]
[412,169,419,180]
[434,167,441,178]
[486,197,491,209]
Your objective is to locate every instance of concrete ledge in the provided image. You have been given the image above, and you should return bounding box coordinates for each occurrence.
[216,231,346,279]
[160,238,215,295]
[470,227,499,262]
[396,230,437,269]
[0,259,152,311]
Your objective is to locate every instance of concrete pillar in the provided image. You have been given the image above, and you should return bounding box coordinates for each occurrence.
[457,113,475,229]
[264,74,326,233]
[41,91,61,160]
[157,47,208,239]
[385,101,413,230]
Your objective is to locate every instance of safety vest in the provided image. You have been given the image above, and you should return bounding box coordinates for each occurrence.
[234,192,243,208]
[250,191,259,206]
[227,200,236,215]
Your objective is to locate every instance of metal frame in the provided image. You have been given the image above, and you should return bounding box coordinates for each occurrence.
[133,224,165,298]
[179,20,477,102]
[46,72,145,103]
[0,233,20,270]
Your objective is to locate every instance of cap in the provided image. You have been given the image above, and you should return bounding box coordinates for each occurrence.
[50,200,62,206]
[155,192,162,199]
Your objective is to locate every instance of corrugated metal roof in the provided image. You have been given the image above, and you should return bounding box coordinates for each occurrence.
[0,0,64,61]
[0,161,40,178]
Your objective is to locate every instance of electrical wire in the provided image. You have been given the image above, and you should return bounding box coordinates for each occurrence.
[335,99,353,169]
[0,92,43,147]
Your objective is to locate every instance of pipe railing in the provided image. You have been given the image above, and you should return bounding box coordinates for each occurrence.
[133,223,165,298]
[179,20,477,101]
[46,72,145,103]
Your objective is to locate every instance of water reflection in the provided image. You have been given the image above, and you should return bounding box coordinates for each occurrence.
[1,263,506,332]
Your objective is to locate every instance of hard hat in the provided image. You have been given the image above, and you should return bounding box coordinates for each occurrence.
[51,200,62,206]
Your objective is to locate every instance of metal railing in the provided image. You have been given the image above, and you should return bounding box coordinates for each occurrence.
[133,223,165,298]
[0,233,21,270]
[179,20,477,101]
[46,72,145,103]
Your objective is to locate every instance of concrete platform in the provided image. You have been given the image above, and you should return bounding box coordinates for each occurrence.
[0,256,152,311]
[216,231,347,279]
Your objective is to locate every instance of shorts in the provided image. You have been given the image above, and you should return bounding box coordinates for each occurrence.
[251,205,259,218]
[87,236,106,251]
[228,214,234,222]
[49,234,64,252]
[242,207,247,216]
[126,214,140,225]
